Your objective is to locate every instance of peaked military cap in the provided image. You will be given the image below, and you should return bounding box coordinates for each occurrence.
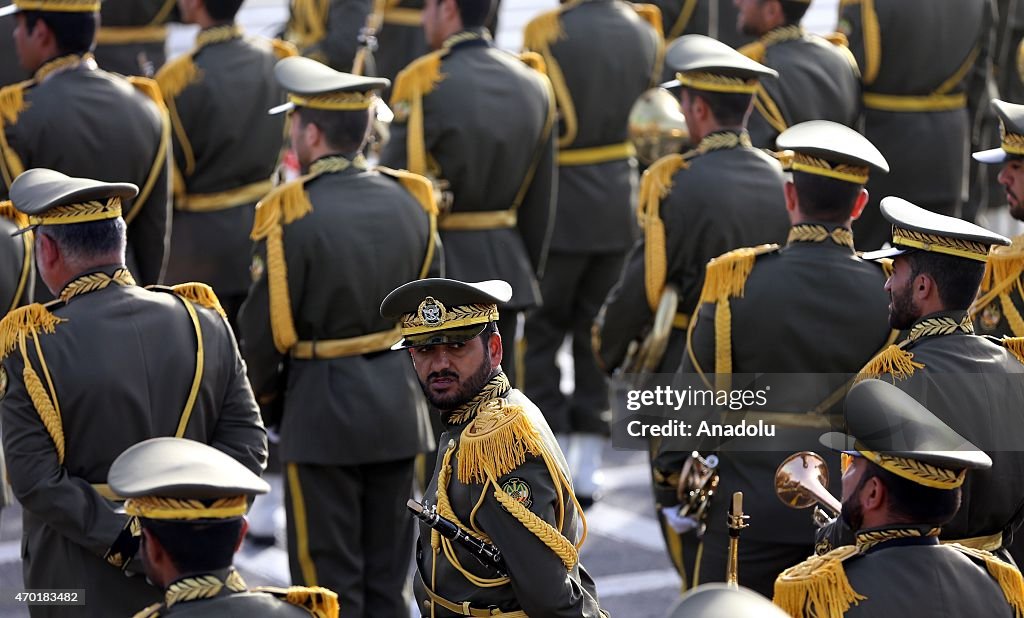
[666,584,790,618]
[269,56,391,115]
[973,99,1024,164]
[862,196,1010,262]
[662,34,778,94]
[776,120,889,185]
[0,0,98,17]
[109,437,269,521]
[380,278,513,349]
[820,379,991,490]
[8,168,137,236]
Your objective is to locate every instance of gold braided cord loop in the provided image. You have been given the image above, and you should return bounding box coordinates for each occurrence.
[638,154,688,310]
[786,224,855,249]
[59,268,136,303]
[859,449,966,489]
[125,495,248,520]
[855,526,940,552]
[892,226,992,262]
[11,0,98,11]
[289,92,376,111]
[908,315,973,342]
[860,0,881,85]
[773,545,865,618]
[23,362,64,463]
[676,71,758,94]
[490,477,578,570]
[286,0,330,49]
[29,198,122,227]
[280,586,340,618]
[781,151,870,184]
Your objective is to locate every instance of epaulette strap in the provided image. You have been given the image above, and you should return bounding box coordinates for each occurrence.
[376,166,438,215]
[172,282,227,318]
[857,342,923,382]
[1002,337,1024,366]
[522,9,564,50]
[458,398,544,485]
[128,75,166,109]
[950,544,1024,616]
[154,54,200,100]
[631,3,663,34]
[0,200,28,228]
[0,304,62,359]
[390,50,446,176]
[271,38,299,59]
[519,51,547,75]
[738,40,766,63]
[773,545,865,618]
[130,602,163,618]
[638,154,689,311]
[250,180,314,241]
[253,585,340,618]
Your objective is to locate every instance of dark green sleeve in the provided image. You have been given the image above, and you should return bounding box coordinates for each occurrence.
[237,241,286,405]
[516,115,557,277]
[379,119,409,170]
[305,0,372,71]
[128,136,171,286]
[595,239,651,373]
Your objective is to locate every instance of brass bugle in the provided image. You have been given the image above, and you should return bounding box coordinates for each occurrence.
[775,451,841,526]
[725,491,749,587]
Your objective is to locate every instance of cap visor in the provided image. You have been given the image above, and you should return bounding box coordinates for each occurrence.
[268,101,295,115]
[861,246,910,261]
[972,148,1008,164]
[391,324,489,350]
[659,79,681,90]
[0,4,19,17]
[819,431,857,453]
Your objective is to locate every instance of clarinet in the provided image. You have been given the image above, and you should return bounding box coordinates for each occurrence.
[407,499,509,578]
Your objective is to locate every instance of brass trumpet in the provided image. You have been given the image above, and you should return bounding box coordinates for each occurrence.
[775,451,841,528]
[677,450,719,535]
[618,283,679,385]
[628,88,691,166]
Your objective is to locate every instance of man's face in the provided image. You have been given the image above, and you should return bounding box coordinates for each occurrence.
[421,0,445,51]
[13,14,43,72]
[410,334,495,412]
[998,159,1024,221]
[884,256,920,330]
[734,0,768,37]
[289,111,313,169]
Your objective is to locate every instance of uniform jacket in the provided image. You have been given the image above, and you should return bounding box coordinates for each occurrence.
[285,0,371,72]
[374,0,427,86]
[94,0,178,77]
[972,234,1024,338]
[0,203,32,313]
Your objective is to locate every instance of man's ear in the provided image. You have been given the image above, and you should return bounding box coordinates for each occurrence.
[913,271,936,302]
[488,330,503,369]
[235,519,249,553]
[783,180,798,215]
[36,232,60,271]
[861,476,886,513]
[440,0,460,24]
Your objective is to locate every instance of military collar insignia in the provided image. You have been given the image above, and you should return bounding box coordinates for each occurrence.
[417,296,447,328]
[695,130,752,155]
[855,525,940,553]
[442,28,491,50]
[501,477,533,510]
[446,372,510,426]
[760,24,805,47]
[165,569,247,608]
[33,53,95,82]
[59,268,136,303]
[196,24,244,49]
[786,224,855,249]
[308,154,368,177]
[908,313,974,343]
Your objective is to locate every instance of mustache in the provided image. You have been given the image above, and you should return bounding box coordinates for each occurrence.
[428,369,459,381]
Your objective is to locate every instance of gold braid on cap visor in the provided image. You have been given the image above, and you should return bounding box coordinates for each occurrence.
[890,226,992,262]
[1000,121,1024,155]
[675,71,758,94]
[858,449,967,489]
[124,495,248,520]
[289,92,375,111]
[28,197,122,226]
[12,0,99,11]
[777,151,870,184]
[400,299,500,336]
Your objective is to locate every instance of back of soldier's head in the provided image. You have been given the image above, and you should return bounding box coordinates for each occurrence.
[791,172,864,222]
[453,0,495,28]
[203,0,245,21]
[142,518,245,574]
[905,251,985,311]
[778,0,810,26]
[20,10,96,56]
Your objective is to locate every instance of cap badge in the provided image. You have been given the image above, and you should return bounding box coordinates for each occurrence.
[417,296,447,327]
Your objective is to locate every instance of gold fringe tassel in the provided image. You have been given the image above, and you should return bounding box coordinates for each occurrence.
[519,51,548,75]
[251,181,314,241]
[1003,337,1024,366]
[638,154,688,311]
[457,403,543,485]
[390,51,446,176]
[857,344,923,382]
[0,305,63,359]
[773,547,866,618]
[631,3,664,35]
[285,586,340,618]
[522,9,565,50]
[699,247,763,389]
[984,552,1024,616]
[271,38,299,59]
[155,55,200,100]
[0,200,28,228]
[172,282,227,318]
[0,82,27,125]
[971,240,1024,335]
[491,478,578,570]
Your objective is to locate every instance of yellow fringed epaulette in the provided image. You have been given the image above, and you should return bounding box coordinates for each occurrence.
[250,179,313,241]
[979,236,1024,294]
[949,544,1024,616]
[1002,337,1024,366]
[638,153,690,310]
[171,282,227,318]
[857,342,923,382]
[774,545,865,618]
[377,166,438,215]
[738,41,767,63]
[0,200,28,228]
[154,54,200,100]
[253,585,340,618]
[130,602,163,618]
[389,49,447,107]
[457,398,545,485]
[519,51,547,75]
[270,38,299,59]
[631,3,664,34]
[0,304,63,359]
[698,244,778,304]
[522,8,565,51]
[0,80,32,126]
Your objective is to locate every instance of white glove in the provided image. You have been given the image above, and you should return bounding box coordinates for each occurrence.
[661,506,698,534]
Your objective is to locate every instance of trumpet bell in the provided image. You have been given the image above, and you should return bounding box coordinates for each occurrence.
[628,87,690,166]
[774,451,841,517]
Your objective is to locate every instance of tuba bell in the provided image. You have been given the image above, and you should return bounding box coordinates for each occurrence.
[775,451,841,528]
[628,88,691,166]
[617,283,679,384]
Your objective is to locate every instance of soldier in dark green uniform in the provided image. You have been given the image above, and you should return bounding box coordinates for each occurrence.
[380,278,605,617]
[775,379,1024,618]
[816,196,1024,563]
[380,0,557,388]
[0,199,32,312]
[93,0,177,77]
[520,0,662,505]
[594,34,789,590]
[237,56,439,617]
[157,0,294,326]
[374,0,427,85]
[0,169,267,618]
[655,121,894,597]
[733,0,860,148]
[971,99,1024,338]
[715,0,754,48]
[839,0,990,250]
[284,0,371,72]
[109,438,339,618]
[0,0,172,296]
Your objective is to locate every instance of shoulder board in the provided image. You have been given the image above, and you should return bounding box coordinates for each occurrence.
[390,49,447,107]
[251,585,339,618]
[0,200,28,228]
[150,282,227,318]
[948,544,1024,615]
[519,51,547,75]
[270,38,299,59]
[0,303,63,359]
[698,244,779,303]
[1001,336,1024,366]
[127,75,166,109]
[130,602,163,618]
[630,3,663,33]
[857,340,922,382]
[522,8,564,50]
[376,167,438,215]
[738,41,766,63]
[774,545,865,618]
[0,79,33,126]
[823,31,850,47]
[154,53,199,100]
[250,179,313,241]
[458,398,545,485]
